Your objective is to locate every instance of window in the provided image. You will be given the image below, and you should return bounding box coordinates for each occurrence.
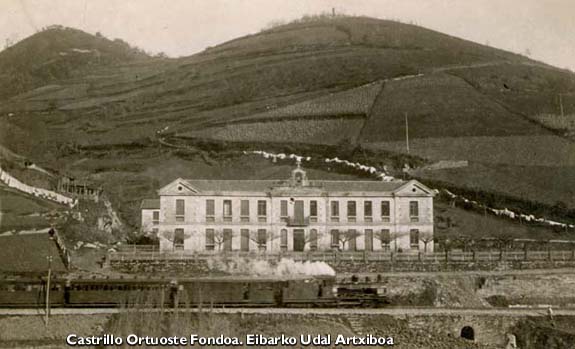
[257,200,267,222]
[363,201,373,222]
[330,229,340,248]
[380,229,391,250]
[330,201,339,222]
[152,211,159,225]
[364,229,373,251]
[310,200,318,222]
[223,229,233,251]
[257,229,267,251]
[280,200,288,222]
[223,200,232,222]
[206,200,215,222]
[410,201,419,222]
[381,201,390,222]
[175,199,185,222]
[240,200,250,222]
[174,228,184,249]
[309,229,318,251]
[280,229,288,252]
[348,229,357,251]
[410,229,420,248]
[205,229,215,251]
[240,229,250,251]
[347,201,357,222]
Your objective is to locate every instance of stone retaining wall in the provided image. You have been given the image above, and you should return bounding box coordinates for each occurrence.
[110,258,575,275]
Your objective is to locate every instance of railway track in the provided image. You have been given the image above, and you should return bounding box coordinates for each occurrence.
[337,267,575,280]
[2,307,575,316]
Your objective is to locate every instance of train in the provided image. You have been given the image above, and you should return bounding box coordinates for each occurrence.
[0,274,389,308]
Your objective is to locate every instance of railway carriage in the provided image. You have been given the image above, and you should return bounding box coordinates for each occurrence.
[66,278,170,307]
[0,278,65,307]
[0,274,387,308]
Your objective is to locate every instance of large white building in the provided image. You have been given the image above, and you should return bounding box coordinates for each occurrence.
[141,167,435,253]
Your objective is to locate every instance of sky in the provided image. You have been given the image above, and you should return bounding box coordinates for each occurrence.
[0,0,574,71]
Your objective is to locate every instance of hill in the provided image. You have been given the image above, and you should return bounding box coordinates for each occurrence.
[0,25,150,100]
[0,15,574,227]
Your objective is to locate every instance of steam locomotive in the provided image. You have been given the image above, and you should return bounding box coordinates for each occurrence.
[0,275,388,308]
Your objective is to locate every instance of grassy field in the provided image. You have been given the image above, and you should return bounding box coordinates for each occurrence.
[361,73,549,142]
[448,63,575,118]
[0,315,109,345]
[365,133,575,211]
[433,202,575,241]
[365,135,575,167]
[416,162,575,209]
[0,232,67,273]
[0,187,62,232]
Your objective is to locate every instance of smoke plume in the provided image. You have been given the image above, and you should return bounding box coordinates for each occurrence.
[207,257,335,277]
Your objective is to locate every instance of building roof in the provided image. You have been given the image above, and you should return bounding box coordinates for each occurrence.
[140,199,160,209]
[155,167,435,197]
[184,179,406,193]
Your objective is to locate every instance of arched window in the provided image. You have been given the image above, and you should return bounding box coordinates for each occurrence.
[295,172,303,185]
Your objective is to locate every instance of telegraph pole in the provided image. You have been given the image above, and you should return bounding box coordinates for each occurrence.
[559,94,565,117]
[405,112,410,153]
[45,255,52,327]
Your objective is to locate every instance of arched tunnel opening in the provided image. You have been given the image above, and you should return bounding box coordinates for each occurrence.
[460,326,475,341]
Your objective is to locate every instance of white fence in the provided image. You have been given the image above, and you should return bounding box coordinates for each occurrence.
[0,167,75,207]
[109,248,575,263]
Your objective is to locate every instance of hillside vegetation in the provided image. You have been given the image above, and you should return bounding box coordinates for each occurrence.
[0,26,150,100]
[1,14,575,229]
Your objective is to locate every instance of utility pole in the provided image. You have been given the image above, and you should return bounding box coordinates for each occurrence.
[45,255,53,327]
[405,112,410,153]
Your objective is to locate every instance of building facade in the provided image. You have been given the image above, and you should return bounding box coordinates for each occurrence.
[142,167,435,253]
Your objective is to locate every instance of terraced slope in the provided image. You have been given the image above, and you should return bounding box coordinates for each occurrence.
[361,73,550,142]
[1,15,575,216]
[1,17,547,147]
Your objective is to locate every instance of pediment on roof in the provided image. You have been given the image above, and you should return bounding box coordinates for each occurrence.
[158,178,199,195]
[394,180,434,196]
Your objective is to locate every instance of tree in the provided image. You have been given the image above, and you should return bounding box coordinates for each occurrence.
[302,230,323,251]
[435,237,455,261]
[455,235,475,252]
[161,230,191,250]
[337,230,362,251]
[494,235,515,260]
[421,233,435,253]
[248,230,280,252]
[212,229,235,251]
[373,230,397,251]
